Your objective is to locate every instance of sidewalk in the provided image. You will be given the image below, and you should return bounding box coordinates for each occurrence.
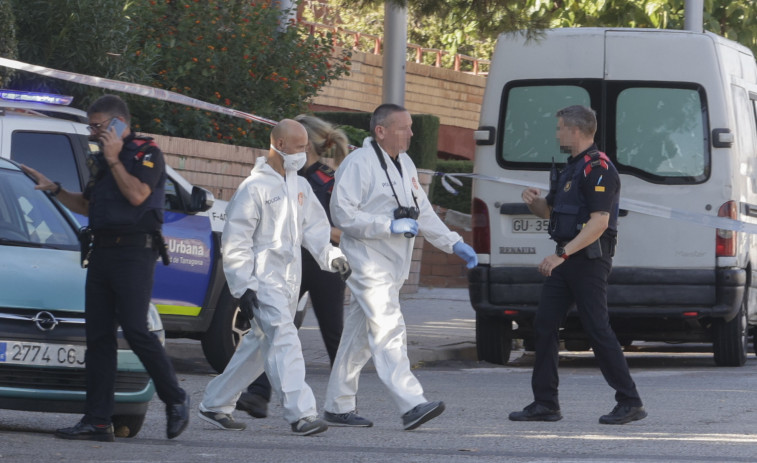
[298,287,478,368]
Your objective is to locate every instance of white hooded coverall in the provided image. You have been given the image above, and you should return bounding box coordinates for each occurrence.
[324,137,461,415]
[200,156,344,423]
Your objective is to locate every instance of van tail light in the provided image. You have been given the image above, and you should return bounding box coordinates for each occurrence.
[716,200,738,257]
[472,197,490,254]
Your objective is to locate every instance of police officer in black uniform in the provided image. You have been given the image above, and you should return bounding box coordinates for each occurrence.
[508,105,646,425]
[236,114,348,419]
[23,95,189,441]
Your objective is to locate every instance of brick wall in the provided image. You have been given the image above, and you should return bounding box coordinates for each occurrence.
[419,208,472,289]
[312,49,485,159]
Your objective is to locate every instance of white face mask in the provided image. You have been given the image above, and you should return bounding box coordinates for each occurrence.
[271,144,307,171]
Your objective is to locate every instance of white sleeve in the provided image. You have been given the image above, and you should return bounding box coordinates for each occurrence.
[330,155,392,240]
[301,181,344,271]
[221,183,260,298]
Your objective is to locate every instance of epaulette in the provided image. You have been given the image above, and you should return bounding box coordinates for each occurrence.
[131,137,159,161]
[313,163,335,185]
[583,151,609,177]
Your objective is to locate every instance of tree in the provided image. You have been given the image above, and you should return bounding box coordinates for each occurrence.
[8,0,153,106]
[7,0,351,147]
[329,0,757,66]
[129,0,351,145]
[0,1,18,87]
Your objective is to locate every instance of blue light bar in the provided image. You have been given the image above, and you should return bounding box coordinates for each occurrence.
[0,90,73,106]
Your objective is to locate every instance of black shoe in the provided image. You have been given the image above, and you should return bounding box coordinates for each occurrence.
[599,404,647,425]
[236,392,269,418]
[166,392,190,439]
[508,402,562,422]
[402,401,445,430]
[55,420,115,442]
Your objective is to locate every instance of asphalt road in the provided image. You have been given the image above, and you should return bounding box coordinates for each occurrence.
[2,342,757,463]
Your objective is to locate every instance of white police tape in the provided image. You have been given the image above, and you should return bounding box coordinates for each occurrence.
[422,170,757,235]
[0,57,277,127]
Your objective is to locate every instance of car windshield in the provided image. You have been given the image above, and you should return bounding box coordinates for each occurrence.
[0,168,80,250]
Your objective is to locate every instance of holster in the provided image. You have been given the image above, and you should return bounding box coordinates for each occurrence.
[153,231,171,266]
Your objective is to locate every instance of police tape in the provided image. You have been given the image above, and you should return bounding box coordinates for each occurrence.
[0,57,277,127]
[421,169,757,235]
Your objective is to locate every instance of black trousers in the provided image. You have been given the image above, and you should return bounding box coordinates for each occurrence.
[531,250,642,411]
[84,245,184,424]
[247,252,345,400]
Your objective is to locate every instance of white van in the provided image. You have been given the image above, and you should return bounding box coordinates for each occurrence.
[469,27,757,367]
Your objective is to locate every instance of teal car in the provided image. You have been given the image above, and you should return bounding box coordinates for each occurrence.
[0,158,161,437]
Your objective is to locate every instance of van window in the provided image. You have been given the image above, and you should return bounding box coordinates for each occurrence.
[498,80,709,183]
[11,132,82,192]
[500,84,591,165]
[615,87,707,180]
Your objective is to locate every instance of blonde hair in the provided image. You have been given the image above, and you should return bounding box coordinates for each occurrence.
[295,114,349,166]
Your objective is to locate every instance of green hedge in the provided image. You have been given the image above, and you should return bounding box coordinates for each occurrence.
[315,111,439,170]
[428,159,473,214]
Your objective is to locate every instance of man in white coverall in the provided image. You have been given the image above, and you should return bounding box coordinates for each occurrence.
[322,104,478,431]
[198,119,351,436]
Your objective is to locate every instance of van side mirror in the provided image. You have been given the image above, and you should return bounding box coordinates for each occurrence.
[189,186,214,213]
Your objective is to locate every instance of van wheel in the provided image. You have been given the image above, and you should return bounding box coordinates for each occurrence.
[475,313,512,365]
[712,300,748,367]
[112,413,145,438]
[202,287,251,373]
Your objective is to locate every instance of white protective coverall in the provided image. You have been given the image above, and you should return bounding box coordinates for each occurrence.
[324,137,462,414]
[200,156,344,423]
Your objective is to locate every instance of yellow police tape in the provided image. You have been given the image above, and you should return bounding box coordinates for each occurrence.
[423,169,757,235]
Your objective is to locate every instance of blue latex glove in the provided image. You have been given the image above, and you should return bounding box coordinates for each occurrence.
[390,218,419,237]
[453,240,478,268]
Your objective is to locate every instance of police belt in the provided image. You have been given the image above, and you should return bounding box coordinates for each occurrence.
[556,235,616,258]
[93,233,154,249]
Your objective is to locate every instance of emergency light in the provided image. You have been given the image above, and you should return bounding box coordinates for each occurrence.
[0,90,73,106]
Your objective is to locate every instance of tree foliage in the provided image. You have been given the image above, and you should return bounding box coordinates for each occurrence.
[334,0,757,66]
[0,1,17,87]
[5,0,351,147]
[129,0,351,145]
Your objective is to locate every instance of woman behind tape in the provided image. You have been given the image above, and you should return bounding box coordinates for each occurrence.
[236,114,351,419]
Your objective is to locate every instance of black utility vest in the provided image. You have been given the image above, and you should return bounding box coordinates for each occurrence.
[88,137,165,232]
[549,150,619,243]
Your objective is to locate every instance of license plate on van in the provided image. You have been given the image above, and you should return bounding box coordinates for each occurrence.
[0,341,86,368]
[512,218,550,233]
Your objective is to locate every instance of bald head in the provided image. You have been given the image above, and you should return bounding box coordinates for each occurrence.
[271,119,307,145]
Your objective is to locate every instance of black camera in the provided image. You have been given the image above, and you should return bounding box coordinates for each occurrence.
[394,206,420,238]
[393,206,419,220]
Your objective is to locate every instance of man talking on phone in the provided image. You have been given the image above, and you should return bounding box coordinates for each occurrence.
[22,94,189,442]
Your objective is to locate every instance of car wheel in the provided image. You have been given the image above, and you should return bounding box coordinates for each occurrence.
[112,413,146,438]
[712,298,748,367]
[202,286,251,373]
[475,312,512,365]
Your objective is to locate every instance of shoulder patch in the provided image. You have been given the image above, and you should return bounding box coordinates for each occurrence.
[316,163,335,176]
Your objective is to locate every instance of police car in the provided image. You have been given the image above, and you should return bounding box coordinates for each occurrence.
[0,90,243,373]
